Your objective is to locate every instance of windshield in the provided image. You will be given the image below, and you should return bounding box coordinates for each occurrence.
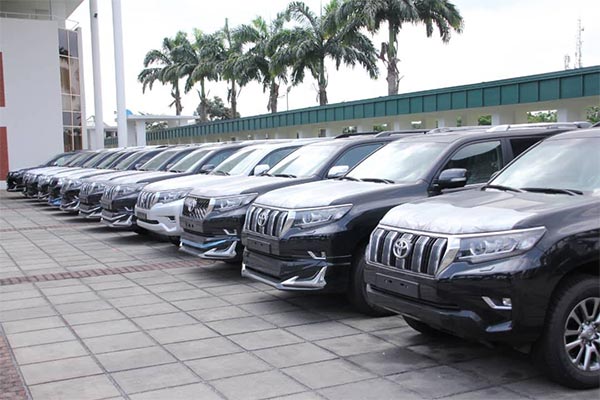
[268,143,339,178]
[80,152,107,168]
[114,151,147,170]
[169,149,212,172]
[491,137,600,193]
[96,151,125,169]
[346,141,447,183]
[50,153,76,166]
[213,147,264,176]
[65,152,93,167]
[139,149,178,171]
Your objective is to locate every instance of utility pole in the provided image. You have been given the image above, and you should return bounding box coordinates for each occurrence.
[574,18,584,68]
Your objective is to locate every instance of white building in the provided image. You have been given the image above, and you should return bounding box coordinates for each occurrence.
[0,0,87,174]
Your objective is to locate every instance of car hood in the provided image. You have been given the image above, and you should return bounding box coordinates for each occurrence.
[190,175,314,198]
[28,166,72,175]
[109,171,178,184]
[82,170,142,183]
[255,180,418,208]
[143,174,236,192]
[380,189,600,235]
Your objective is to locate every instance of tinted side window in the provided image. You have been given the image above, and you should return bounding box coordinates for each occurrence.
[510,137,543,158]
[206,149,237,167]
[135,151,161,166]
[333,143,383,169]
[444,141,503,184]
[259,148,297,168]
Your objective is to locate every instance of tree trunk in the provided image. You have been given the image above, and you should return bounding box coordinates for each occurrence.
[230,79,237,119]
[386,24,399,96]
[268,81,279,113]
[174,83,182,116]
[318,60,328,106]
[199,79,208,122]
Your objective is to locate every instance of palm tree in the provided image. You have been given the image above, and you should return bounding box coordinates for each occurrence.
[174,29,223,122]
[219,18,251,119]
[138,32,188,115]
[341,0,463,96]
[278,0,378,106]
[233,16,290,113]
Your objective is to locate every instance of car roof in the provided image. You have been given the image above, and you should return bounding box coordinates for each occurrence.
[545,127,600,140]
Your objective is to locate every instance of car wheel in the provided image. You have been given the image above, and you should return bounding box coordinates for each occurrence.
[349,244,394,317]
[404,316,444,336]
[533,274,599,389]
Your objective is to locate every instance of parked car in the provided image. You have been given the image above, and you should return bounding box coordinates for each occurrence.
[240,123,585,315]
[364,127,600,389]
[23,151,97,198]
[6,151,79,192]
[135,140,316,243]
[76,146,172,219]
[179,132,420,262]
[99,142,252,229]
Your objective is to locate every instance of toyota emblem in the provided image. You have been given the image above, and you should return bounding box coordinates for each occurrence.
[185,198,197,212]
[257,211,269,227]
[393,238,412,259]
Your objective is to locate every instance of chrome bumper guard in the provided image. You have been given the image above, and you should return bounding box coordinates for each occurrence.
[241,263,328,290]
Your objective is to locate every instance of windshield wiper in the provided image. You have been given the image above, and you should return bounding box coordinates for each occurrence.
[482,184,523,193]
[273,173,296,178]
[360,177,395,184]
[339,176,361,182]
[521,187,583,196]
[212,170,229,176]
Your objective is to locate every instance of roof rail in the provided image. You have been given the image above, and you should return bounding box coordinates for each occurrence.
[334,131,380,139]
[375,129,428,137]
[426,126,488,134]
[488,121,591,132]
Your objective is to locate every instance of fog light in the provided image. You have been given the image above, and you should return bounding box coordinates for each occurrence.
[502,298,512,307]
[482,296,512,310]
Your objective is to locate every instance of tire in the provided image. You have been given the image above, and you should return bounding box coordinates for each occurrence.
[133,226,149,235]
[404,316,444,336]
[532,274,599,389]
[168,236,180,246]
[348,244,394,317]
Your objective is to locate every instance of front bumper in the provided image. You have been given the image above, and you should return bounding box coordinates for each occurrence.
[179,230,241,261]
[101,208,135,228]
[364,252,547,345]
[135,200,183,237]
[59,189,80,212]
[77,193,103,219]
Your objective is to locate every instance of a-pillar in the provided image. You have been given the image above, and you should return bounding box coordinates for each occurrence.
[557,107,582,122]
[135,121,146,146]
[112,0,128,147]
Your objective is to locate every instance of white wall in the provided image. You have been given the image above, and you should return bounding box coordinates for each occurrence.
[0,18,64,170]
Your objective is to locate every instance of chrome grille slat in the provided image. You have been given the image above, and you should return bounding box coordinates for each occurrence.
[246,205,289,238]
[182,196,210,220]
[368,229,447,277]
[267,210,279,236]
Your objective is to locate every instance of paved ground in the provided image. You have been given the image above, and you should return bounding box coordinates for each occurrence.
[0,191,597,400]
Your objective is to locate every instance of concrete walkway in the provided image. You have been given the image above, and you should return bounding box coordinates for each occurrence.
[0,192,596,400]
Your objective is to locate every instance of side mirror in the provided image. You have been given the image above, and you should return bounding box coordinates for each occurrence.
[134,163,143,170]
[436,168,468,190]
[327,165,349,179]
[253,164,270,176]
[199,164,215,173]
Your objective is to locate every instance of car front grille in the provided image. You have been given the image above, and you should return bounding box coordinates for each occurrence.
[244,205,289,237]
[368,228,448,276]
[182,196,210,220]
[80,182,104,196]
[137,191,158,209]
[103,185,118,201]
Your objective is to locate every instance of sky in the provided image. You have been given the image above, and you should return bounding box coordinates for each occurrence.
[69,0,600,125]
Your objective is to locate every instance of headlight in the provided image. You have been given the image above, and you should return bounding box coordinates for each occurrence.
[57,177,67,186]
[208,194,258,213]
[451,227,546,264]
[39,175,50,184]
[92,182,106,193]
[117,184,144,196]
[289,204,352,229]
[67,179,83,189]
[156,188,192,204]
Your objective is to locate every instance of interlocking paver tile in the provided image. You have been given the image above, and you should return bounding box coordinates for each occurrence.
[502,378,600,399]
[228,328,303,350]
[62,309,124,325]
[318,378,423,400]
[239,300,300,316]
[339,316,407,332]
[13,340,88,365]
[315,333,396,357]
[83,331,155,354]
[133,312,197,330]
[96,346,176,372]
[111,363,200,394]
[20,355,102,385]
[390,365,490,398]
[157,288,211,301]
[283,359,375,390]
[347,347,438,375]
[119,302,179,318]
[147,324,218,344]
[186,352,271,380]
[188,305,251,322]
[2,316,64,334]
[211,370,306,400]
[407,339,493,364]
[206,316,275,335]
[7,326,76,348]
[54,299,113,314]
[441,386,529,400]
[128,382,222,400]
[260,310,329,328]
[72,319,139,339]
[254,342,337,368]
[452,355,540,384]
[165,336,242,361]
[28,375,121,400]
[172,296,229,311]
[286,321,360,341]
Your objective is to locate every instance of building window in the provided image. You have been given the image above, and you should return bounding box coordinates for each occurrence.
[58,28,82,151]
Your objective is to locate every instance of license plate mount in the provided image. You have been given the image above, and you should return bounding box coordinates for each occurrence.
[375,273,419,299]
[246,237,271,254]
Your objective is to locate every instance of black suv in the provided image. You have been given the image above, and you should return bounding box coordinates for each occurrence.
[6,151,78,192]
[179,133,418,262]
[241,123,585,315]
[364,128,600,389]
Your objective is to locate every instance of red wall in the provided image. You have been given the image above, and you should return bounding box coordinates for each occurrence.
[0,52,7,178]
